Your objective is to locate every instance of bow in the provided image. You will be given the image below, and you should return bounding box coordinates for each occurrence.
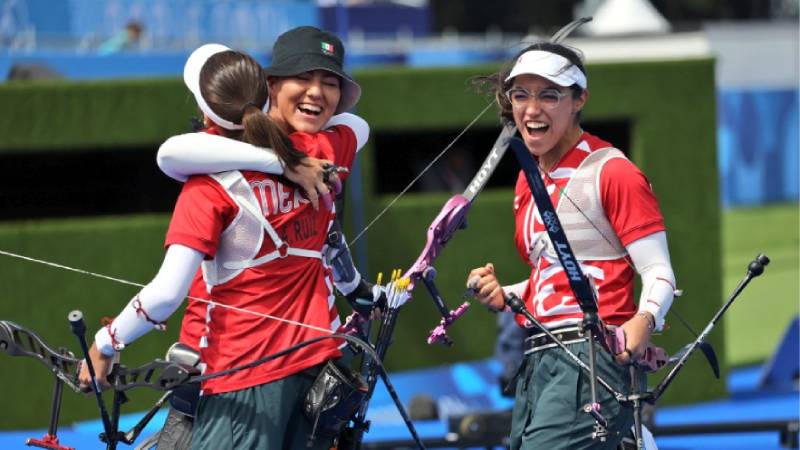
[0,312,412,450]
[0,318,194,450]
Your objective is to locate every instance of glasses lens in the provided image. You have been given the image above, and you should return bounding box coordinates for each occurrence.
[507,88,530,106]
[507,88,564,109]
[538,89,563,109]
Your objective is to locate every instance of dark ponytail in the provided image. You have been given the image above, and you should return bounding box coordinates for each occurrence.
[241,104,304,168]
[199,51,306,169]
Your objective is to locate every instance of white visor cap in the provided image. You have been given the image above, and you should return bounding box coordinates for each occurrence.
[505,50,587,89]
[183,43,269,131]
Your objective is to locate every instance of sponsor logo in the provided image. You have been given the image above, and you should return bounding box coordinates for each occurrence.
[467,148,501,195]
[554,241,583,282]
[541,210,560,233]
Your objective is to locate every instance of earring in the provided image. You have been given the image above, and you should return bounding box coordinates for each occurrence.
[190,117,206,132]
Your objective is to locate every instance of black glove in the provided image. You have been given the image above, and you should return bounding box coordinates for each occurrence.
[345,279,387,317]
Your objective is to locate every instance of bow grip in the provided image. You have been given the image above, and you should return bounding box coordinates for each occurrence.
[341,312,369,338]
[426,302,470,346]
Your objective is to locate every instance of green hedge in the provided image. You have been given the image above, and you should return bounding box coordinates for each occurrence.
[0,78,196,151]
[0,58,722,429]
[0,215,174,429]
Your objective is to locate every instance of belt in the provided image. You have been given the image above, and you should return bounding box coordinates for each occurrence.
[524,325,588,354]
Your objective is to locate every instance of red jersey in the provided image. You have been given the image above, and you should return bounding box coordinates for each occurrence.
[513,132,665,328]
[166,126,357,395]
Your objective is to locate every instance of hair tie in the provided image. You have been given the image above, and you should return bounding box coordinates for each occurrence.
[241,101,262,117]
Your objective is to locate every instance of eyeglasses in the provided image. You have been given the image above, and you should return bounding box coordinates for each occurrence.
[505,87,569,110]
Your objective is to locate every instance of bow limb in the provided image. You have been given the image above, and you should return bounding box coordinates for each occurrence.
[0,319,199,394]
[0,320,81,392]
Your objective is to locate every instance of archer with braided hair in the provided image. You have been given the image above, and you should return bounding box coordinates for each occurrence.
[467,38,678,449]
[79,43,368,449]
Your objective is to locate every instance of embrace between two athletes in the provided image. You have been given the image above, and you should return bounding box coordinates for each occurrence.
[79,24,678,450]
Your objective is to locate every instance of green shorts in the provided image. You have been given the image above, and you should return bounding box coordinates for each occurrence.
[191,370,333,450]
[509,340,643,450]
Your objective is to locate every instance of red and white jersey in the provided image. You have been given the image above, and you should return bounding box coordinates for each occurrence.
[166,125,357,395]
[513,132,665,329]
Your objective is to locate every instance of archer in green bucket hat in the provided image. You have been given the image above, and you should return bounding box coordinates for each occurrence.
[266,26,361,114]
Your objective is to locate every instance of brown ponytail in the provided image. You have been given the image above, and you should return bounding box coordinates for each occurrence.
[199,50,306,169]
[241,104,305,168]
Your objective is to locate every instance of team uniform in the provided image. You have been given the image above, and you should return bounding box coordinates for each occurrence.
[513,132,665,328]
[509,132,665,450]
[165,125,357,448]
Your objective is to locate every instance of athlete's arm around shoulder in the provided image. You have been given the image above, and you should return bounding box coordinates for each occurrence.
[157,113,369,182]
[157,132,285,182]
[325,112,369,153]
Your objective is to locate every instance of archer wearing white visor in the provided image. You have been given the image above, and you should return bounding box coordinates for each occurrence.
[467,41,677,449]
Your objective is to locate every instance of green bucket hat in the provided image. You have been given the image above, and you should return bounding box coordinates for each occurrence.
[266,26,361,114]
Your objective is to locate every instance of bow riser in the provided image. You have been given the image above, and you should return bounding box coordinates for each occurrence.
[403,194,471,287]
[109,360,198,392]
[408,124,518,345]
[0,320,198,393]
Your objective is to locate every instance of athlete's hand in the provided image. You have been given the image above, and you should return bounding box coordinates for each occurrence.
[284,156,337,211]
[615,313,654,365]
[346,280,386,320]
[77,343,114,392]
[466,263,505,311]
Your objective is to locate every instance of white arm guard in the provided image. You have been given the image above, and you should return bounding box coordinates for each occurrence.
[157,133,285,182]
[626,231,678,331]
[94,245,204,356]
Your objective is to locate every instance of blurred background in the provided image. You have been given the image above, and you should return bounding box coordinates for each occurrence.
[0,0,797,449]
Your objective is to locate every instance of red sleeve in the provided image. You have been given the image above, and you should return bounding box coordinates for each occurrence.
[600,158,666,246]
[164,175,237,258]
[290,126,357,181]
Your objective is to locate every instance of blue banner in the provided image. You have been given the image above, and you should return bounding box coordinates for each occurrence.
[718,88,799,207]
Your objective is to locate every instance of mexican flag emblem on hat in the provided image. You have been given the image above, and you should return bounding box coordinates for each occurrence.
[321,41,334,55]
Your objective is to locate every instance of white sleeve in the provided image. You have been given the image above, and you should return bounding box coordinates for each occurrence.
[626,231,678,331]
[157,133,285,182]
[502,280,528,298]
[325,113,369,152]
[94,244,204,356]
